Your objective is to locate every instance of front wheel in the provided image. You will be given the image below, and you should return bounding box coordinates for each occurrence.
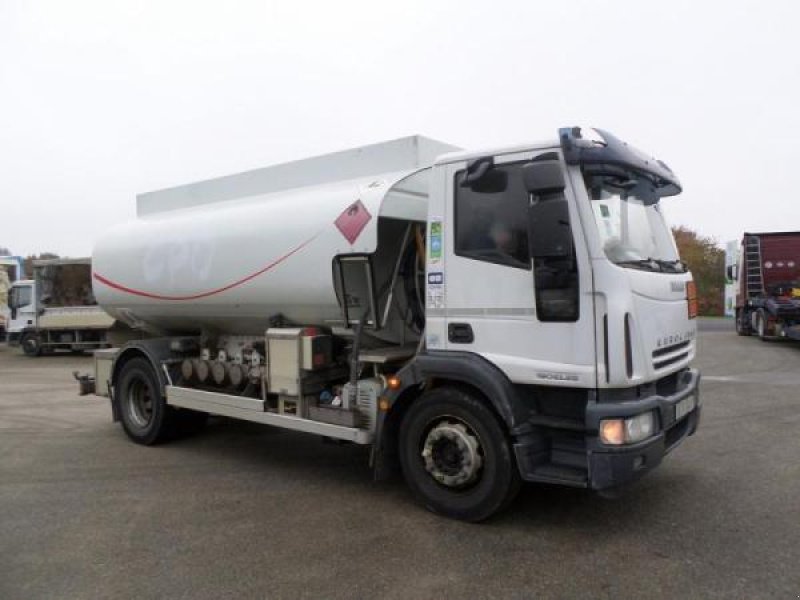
[399,387,520,522]
[21,333,43,357]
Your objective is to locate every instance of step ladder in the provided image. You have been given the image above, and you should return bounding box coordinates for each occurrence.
[745,235,764,297]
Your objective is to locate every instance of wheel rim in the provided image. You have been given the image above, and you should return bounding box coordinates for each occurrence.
[127,378,154,429]
[758,315,765,337]
[421,418,484,489]
[23,336,39,354]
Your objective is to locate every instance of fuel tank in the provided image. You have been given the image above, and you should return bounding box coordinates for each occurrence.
[92,136,457,338]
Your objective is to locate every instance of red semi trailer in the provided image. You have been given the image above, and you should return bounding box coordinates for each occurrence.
[731,231,800,340]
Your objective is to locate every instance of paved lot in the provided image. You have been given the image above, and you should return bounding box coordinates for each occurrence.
[1,322,799,599]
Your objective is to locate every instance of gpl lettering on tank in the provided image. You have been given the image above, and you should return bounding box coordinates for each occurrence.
[142,233,215,289]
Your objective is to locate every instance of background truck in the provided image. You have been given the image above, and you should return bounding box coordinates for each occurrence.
[731,231,800,340]
[83,128,701,521]
[7,258,115,356]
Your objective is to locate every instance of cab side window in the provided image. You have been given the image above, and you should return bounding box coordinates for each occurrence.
[12,285,32,308]
[454,164,530,270]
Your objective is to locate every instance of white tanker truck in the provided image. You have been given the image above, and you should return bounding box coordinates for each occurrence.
[81,128,701,521]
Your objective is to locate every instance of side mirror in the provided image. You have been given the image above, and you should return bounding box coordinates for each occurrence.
[463,156,494,185]
[528,199,573,259]
[461,156,508,193]
[522,160,565,195]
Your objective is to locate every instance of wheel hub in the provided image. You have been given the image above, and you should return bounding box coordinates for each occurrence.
[23,335,40,355]
[421,421,483,488]
[128,380,154,428]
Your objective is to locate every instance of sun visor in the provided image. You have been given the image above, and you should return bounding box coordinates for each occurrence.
[559,127,682,197]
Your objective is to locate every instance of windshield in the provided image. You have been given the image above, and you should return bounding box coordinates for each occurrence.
[585,175,685,273]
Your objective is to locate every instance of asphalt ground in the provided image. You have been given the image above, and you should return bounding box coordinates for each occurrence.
[1,318,799,599]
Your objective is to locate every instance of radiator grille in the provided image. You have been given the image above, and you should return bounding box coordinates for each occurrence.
[652,340,691,370]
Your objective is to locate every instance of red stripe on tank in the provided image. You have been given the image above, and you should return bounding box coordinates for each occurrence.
[93,234,318,301]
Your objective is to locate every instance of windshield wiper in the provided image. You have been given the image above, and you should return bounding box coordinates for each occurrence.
[653,258,687,273]
[616,258,686,273]
[616,258,663,272]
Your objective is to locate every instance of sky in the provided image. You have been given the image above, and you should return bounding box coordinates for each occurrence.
[1,0,799,257]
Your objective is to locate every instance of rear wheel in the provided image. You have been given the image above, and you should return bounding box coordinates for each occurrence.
[117,357,176,445]
[21,333,43,357]
[399,387,520,522]
[755,309,770,341]
[735,309,751,336]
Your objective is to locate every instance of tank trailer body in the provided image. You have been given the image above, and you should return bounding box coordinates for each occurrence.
[85,128,701,521]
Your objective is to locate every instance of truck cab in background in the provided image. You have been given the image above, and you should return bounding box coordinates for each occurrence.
[85,127,701,521]
[0,255,25,341]
[7,279,36,346]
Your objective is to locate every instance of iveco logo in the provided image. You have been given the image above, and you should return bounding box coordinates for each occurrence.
[656,330,696,348]
[670,281,684,293]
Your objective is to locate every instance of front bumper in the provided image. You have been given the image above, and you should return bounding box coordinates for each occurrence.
[585,368,701,490]
[513,368,701,490]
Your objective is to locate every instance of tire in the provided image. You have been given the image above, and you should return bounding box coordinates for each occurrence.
[21,333,43,357]
[735,310,750,336]
[398,386,521,522]
[755,309,769,341]
[117,357,176,445]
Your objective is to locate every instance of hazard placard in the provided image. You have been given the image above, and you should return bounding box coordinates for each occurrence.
[335,200,372,245]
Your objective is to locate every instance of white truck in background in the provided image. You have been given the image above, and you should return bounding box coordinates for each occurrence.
[7,258,115,356]
[81,128,701,521]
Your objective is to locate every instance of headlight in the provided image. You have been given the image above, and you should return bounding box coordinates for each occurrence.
[600,412,656,445]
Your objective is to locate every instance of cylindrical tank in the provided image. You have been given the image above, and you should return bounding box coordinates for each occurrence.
[92,179,393,336]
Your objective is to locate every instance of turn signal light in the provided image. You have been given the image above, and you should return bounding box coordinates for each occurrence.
[686,281,698,319]
[600,419,625,445]
[387,376,402,390]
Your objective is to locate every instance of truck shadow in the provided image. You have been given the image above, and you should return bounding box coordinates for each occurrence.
[167,416,683,529]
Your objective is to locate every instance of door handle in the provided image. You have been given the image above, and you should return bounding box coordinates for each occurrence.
[448,323,474,344]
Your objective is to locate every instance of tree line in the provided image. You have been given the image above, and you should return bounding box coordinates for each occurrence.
[672,226,725,316]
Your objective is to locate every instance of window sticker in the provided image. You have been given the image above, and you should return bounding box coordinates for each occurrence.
[429,219,443,264]
[427,271,444,309]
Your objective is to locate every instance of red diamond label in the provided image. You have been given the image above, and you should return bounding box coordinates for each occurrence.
[335,200,371,245]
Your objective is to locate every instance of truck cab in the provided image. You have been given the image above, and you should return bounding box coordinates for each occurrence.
[7,279,37,349]
[1,256,25,341]
[399,127,699,493]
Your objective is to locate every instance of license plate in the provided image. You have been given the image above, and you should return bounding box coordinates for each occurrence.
[675,394,696,421]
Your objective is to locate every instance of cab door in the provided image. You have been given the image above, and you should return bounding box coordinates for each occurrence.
[8,282,36,335]
[437,151,597,388]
